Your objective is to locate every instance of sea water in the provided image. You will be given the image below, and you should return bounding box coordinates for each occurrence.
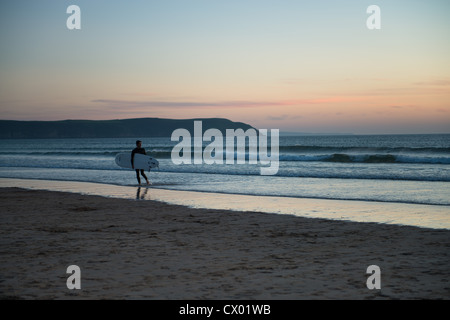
[0,134,449,204]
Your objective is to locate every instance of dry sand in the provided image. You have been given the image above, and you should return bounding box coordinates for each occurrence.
[0,187,449,300]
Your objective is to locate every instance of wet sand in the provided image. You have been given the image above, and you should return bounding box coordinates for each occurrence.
[0,187,449,299]
[1,178,449,229]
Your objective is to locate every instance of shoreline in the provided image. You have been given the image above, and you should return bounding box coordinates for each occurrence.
[1,187,449,299]
[0,178,449,230]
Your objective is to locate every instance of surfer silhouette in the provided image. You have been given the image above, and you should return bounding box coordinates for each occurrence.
[132,140,150,185]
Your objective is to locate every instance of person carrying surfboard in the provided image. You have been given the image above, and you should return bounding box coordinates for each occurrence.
[131,140,150,185]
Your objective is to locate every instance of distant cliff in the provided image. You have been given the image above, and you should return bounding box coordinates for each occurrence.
[0,118,255,139]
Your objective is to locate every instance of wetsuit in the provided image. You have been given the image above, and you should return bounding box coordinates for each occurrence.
[131,147,148,184]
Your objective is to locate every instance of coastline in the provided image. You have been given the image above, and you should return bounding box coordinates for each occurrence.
[1,186,449,299]
[0,178,449,230]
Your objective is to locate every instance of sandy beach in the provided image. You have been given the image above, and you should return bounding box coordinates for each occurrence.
[0,187,449,300]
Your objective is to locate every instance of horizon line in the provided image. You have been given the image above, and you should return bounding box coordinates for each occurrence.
[1,117,449,137]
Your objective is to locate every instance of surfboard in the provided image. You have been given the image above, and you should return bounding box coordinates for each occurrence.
[115,152,159,171]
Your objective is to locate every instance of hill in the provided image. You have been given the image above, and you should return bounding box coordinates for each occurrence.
[0,118,255,139]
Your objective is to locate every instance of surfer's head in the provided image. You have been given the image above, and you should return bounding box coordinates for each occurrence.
[136,140,142,147]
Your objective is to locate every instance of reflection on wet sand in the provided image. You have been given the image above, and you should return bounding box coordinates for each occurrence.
[136,187,149,200]
[1,178,449,230]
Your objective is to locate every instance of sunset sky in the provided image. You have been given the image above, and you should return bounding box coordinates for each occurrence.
[0,0,449,134]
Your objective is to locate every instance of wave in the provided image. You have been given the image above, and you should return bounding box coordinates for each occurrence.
[1,150,450,164]
[165,151,450,164]
[1,163,449,182]
[0,150,174,158]
[279,153,450,164]
[0,151,125,157]
[279,145,450,153]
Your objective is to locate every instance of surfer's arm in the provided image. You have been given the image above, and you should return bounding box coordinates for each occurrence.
[131,150,136,168]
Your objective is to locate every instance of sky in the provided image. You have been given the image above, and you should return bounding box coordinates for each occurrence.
[0,0,449,134]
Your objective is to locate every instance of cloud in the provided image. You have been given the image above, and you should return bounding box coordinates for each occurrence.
[267,114,289,121]
[413,79,450,86]
[92,99,283,109]
[388,105,419,109]
[92,96,368,110]
[267,114,303,120]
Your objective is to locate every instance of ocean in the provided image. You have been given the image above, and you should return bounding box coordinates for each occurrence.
[0,135,450,229]
[0,134,449,207]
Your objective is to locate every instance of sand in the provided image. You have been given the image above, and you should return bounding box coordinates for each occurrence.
[0,187,449,300]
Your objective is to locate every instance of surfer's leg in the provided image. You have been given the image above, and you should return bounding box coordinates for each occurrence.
[140,170,150,185]
[135,169,141,185]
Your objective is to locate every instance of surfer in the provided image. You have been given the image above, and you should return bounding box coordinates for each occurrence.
[132,140,150,185]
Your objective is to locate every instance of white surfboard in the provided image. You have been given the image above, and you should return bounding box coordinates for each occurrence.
[115,152,159,171]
